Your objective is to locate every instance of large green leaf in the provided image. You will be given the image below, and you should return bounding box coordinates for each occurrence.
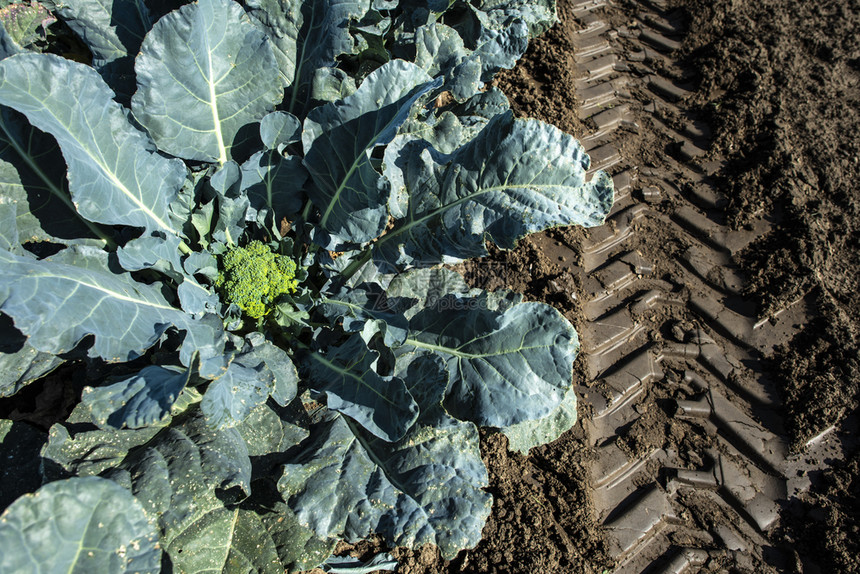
[474,0,558,38]
[260,111,301,151]
[115,411,295,573]
[373,111,613,269]
[308,66,357,107]
[0,311,63,398]
[132,0,282,164]
[303,59,440,248]
[240,150,307,224]
[451,85,512,120]
[41,0,152,102]
[235,402,311,491]
[239,332,299,407]
[82,365,192,430]
[245,0,370,115]
[116,232,185,279]
[201,355,275,430]
[320,278,409,346]
[307,334,418,441]
[386,267,578,427]
[124,409,253,499]
[235,401,308,460]
[0,476,161,574]
[44,403,164,477]
[260,500,336,572]
[412,20,528,101]
[0,246,223,364]
[279,354,491,559]
[201,332,298,429]
[166,506,284,573]
[0,53,186,237]
[386,89,511,218]
[0,198,14,250]
[407,302,577,427]
[0,106,107,245]
[389,89,512,169]
[412,22,477,100]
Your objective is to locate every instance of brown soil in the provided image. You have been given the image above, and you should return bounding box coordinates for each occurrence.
[678,1,860,569]
[682,0,860,450]
[778,449,860,573]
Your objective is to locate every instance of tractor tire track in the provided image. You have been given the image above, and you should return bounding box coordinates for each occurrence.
[527,1,851,572]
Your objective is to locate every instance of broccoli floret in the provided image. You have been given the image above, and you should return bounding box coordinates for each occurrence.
[215,241,299,319]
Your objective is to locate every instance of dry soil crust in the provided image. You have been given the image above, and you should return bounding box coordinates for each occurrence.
[680,0,860,571]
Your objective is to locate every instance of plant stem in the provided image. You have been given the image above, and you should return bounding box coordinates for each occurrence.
[341,249,372,280]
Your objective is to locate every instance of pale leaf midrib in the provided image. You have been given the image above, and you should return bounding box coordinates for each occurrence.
[203,27,228,165]
[404,336,551,360]
[24,271,177,312]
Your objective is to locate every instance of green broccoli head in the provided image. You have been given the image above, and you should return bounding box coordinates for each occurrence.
[215,240,299,319]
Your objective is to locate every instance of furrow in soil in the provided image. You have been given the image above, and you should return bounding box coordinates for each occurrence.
[531,1,850,572]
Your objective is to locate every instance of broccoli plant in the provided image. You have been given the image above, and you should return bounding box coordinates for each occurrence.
[0,0,613,571]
